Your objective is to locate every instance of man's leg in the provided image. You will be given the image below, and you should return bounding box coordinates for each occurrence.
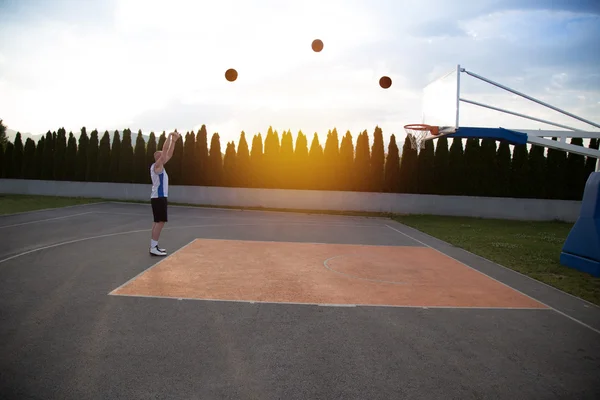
[150,198,168,256]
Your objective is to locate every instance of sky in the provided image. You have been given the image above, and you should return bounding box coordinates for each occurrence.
[1,0,599,147]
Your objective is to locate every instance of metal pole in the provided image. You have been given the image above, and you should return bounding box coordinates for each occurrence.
[455,64,461,128]
[459,97,585,132]
[461,68,600,130]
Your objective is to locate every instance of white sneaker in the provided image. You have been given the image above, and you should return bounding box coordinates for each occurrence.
[149,245,167,256]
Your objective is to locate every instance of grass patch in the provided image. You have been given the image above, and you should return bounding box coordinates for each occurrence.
[392,214,600,306]
[0,194,103,215]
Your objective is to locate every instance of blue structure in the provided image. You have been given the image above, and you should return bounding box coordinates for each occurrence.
[560,172,600,277]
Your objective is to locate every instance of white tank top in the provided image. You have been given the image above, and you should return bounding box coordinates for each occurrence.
[150,163,169,198]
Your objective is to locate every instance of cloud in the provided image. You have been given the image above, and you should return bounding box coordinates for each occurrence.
[0,0,598,144]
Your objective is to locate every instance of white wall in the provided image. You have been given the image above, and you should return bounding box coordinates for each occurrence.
[0,179,581,222]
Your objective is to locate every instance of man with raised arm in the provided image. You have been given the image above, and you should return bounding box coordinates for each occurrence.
[149,131,180,256]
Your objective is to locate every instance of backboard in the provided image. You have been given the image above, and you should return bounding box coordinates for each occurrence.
[421,65,460,134]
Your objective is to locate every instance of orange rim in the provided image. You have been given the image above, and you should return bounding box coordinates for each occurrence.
[403,124,440,136]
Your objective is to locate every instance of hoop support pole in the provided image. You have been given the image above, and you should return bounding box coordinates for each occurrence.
[461,68,600,130]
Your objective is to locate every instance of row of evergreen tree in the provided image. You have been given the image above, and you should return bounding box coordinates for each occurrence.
[0,125,598,200]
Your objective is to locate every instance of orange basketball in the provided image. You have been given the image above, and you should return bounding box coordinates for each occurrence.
[311,39,323,52]
[379,76,392,89]
[225,68,238,82]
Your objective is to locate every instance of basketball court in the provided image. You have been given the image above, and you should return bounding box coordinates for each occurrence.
[1,201,599,399]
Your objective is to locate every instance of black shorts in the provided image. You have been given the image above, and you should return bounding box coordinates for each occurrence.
[151,197,168,222]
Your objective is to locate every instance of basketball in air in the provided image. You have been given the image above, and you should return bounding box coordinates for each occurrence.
[225,68,238,82]
[379,76,392,89]
[311,39,324,52]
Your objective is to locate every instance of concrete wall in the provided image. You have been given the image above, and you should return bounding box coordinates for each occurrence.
[0,179,582,222]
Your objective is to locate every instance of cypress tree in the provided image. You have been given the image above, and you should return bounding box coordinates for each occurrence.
[3,142,14,178]
[34,136,45,180]
[158,131,167,151]
[64,132,77,181]
[339,131,354,191]
[528,144,546,199]
[323,128,340,191]
[447,138,465,195]
[584,138,599,183]
[478,138,497,196]
[182,131,196,185]
[195,126,208,186]
[384,134,401,193]
[293,131,308,189]
[250,133,263,188]
[223,141,237,187]
[463,138,481,196]
[52,128,66,180]
[545,138,567,199]
[370,126,385,192]
[263,126,280,188]
[42,131,54,180]
[433,136,450,195]
[97,131,111,182]
[0,119,6,147]
[495,141,511,197]
[235,131,251,188]
[354,131,371,192]
[145,132,157,184]
[565,138,586,200]
[510,144,529,198]
[0,142,4,178]
[76,128,89,181]
[134,130,147,183]
[416,139,435,194]
[119,129,134,183]
[399,134,419,193]
[109,131,121,182]
[280,130,294,189]
[12,132,24,179]
[208,132,223,186]
[308,133,324,190]
[22,138,36,179]
[85,129,99,182]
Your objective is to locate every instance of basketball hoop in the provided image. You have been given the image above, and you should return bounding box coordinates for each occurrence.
[404,124,439,151]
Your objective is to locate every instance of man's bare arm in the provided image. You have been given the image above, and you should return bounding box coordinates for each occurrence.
[154,132,178,172]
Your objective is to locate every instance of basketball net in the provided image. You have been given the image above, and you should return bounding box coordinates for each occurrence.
[404,124,439,152]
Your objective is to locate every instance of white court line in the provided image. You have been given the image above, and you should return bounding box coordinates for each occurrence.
[0,212,95,229]
[0,222,390,266]
[106,200,391,220]
[399,224,600,310]
[108,239,197,294]
[94,210,385,228]
[0,201,105,218]
[385,224,600,335]
[107,292,553,310]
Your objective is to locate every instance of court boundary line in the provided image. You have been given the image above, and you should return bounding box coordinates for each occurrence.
[0,212,95,229]
[387,220,600,310]
[105,200,391,220]
[0,222,416,266]
[385,224,600,335]
[0,201,106,218]
[107,292,553,310]
[108,239,198,295]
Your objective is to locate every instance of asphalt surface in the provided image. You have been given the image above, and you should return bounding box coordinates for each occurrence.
[1,202,599,399]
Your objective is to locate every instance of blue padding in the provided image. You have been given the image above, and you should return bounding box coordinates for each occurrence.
[560,172,600,277]
[559,253,600,277]
[447,127,528,145]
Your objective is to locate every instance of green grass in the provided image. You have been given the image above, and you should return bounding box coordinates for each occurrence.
[392,214,600,306]
[0,194,103,215]
[1,194,597,306]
